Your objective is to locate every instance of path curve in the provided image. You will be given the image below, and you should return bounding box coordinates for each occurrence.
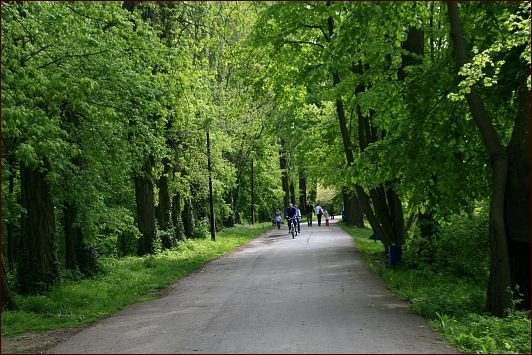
[49,219,457,354]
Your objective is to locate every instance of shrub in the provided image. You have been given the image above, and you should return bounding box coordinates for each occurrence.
[403,205,489,282]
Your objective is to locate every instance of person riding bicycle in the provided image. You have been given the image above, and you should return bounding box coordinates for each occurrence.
[285,203,296,234]
[294,204,302,233]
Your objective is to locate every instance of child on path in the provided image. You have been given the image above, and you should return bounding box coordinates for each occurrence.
[324,209,330,227]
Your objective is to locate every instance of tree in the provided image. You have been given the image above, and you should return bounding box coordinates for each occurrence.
[447,1,530,316]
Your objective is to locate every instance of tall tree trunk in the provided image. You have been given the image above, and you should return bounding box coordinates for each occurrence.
[63,202,98,276]
[171,140,186,241]
[135,156,157,256]
[447,1,512,316]
[156,158,173,249]
[298,170,307,209]
[171,191,186,241]
[342,188,364,227]
[386,183,406,245]
[289,181,296,205]
[279,139,290,207]
[6,169,15,273]
[18,164,59,294]
[505,76,530,309]
[182,197,195,238]
[63,202,81,270]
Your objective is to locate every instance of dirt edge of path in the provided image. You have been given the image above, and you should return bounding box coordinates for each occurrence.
[1,326,89,354]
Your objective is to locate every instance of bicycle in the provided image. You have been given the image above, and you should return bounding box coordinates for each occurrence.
[287,216,298,238]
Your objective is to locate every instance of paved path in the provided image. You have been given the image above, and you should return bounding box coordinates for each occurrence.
[50,219,457,354]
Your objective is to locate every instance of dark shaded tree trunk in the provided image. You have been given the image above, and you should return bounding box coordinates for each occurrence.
[182,197,195,238]
[135,156,157,256]
[417,211,437,264]
[18,164,59,294]
[63,203,98,276]
[308,179,317,204]
[298,170,307,209]
[289,181,296,205]
[342,188,364,227]
[63,202,81,270]
[504,77,530,309]
[2,261,17,310]
[447,1,512,316]
[386,183,406,245]
[6,169,16,273]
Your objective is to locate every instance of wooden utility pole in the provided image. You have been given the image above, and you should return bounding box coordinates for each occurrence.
[206,130,216,241]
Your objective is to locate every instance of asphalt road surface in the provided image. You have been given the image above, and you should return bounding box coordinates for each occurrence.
[50,218,458,354]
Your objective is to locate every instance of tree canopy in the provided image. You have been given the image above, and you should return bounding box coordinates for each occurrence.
[2,1,529,317]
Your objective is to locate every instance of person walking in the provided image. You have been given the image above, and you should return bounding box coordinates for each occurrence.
[306,203,313,227]
[324,209,330,227]
[274,208,282,229]
[315,203,324,226]
[330,206,335,219]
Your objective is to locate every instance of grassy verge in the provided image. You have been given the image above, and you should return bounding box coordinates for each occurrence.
[341,223,530,354]
[1,223,271,337]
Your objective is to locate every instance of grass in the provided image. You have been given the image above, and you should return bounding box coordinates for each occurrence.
[1,222,271,337]
[341,223,531,354]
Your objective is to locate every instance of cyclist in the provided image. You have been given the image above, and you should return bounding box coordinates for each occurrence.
[294,204,302,234]
[285,203,296,234]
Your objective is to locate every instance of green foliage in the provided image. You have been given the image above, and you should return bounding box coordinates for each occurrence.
[403,203,490,281]
[433,310,531,354]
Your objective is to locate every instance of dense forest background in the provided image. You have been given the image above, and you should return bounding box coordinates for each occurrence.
[1,0,530,325]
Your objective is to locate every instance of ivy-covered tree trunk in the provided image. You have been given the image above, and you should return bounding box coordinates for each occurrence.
[232,183,242,225]
[171,191,186,242]
[1,261,17,310]
[182,197,195,239]
[447,1,512,316]
[63,202,97,276]
[18,164,59,294]
[135,156,157,256]
[156,159,173,249]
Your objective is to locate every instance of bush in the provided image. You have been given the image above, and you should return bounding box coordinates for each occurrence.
[403,205,489,282]
[192,217,210,239]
